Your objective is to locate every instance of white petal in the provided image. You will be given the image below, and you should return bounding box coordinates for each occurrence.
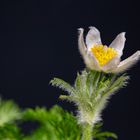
[109,32,126,57]
[86,51,101,71]
[78,28,101,71]
[111,51,140,73]
[84,55,101,71]
[78,28,87,56]
[86,26,102,49]
[102,56,120,72]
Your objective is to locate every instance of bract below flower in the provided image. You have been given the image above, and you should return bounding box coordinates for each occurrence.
[78,26,140,73]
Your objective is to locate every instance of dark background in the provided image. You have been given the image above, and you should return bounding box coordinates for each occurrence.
[0,0,140,139]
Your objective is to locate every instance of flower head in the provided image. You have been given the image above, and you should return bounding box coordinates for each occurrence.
[78,26,140,73]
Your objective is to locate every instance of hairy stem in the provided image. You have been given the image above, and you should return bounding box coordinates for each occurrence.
[82,123,93,140]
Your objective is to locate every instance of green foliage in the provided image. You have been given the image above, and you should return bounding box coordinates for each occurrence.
[50,69,129,126]
[23,105,81,140]
[0,98,21,127]
[0,99,118,140]
[0,124,22,140]
[0,99,22,140]
[93,123,117,140]
[0,69,126,140]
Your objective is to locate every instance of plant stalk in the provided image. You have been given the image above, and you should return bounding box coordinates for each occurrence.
[82,123,93,140]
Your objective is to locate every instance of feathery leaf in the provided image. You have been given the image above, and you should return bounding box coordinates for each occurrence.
[50,78,77,95]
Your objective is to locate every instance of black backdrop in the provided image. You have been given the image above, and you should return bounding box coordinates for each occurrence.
[0,0,140,139]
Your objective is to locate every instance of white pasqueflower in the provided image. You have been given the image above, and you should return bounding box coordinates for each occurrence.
[78,26,140,73]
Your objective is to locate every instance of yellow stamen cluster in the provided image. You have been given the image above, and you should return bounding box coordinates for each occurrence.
[90,45,117,66]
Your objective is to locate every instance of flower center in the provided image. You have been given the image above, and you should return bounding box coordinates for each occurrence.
[90,45,117,66]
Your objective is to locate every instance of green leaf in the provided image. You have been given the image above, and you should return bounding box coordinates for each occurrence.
[95,131,118,139]
[50,78,77,96]
[0,124,22,140]
[23,105,81,140]
[0,98,21,127]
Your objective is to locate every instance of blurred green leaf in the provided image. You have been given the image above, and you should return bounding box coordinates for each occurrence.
[0,98,118,140]
[23,105,81,140]
[0,98,21,127]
